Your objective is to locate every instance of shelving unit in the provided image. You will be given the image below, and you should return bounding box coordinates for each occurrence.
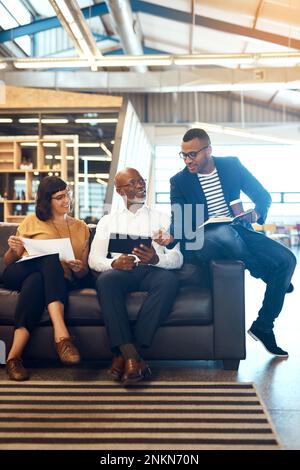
[0,135,77,222]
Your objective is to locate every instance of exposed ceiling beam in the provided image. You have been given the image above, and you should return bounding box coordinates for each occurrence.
[48,0,102,62]
[267,90,279,106]
[131,0,300,50]
[1,0,300,52]
[189,0,195,55]
[253,0,264,30]
[2,67,300,94]
[0,2,109,43]
[20,0,39,17]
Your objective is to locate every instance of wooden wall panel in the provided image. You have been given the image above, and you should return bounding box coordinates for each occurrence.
[0,85,122,109]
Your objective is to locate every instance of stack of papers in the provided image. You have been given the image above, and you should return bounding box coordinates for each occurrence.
[17,237,75,263]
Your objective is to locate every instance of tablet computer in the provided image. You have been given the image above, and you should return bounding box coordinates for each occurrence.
[108,233,152,254]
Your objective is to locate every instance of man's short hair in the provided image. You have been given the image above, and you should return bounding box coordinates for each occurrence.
[183,128,211,144]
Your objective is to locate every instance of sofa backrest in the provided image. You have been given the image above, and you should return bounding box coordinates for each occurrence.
[0,223,18,281]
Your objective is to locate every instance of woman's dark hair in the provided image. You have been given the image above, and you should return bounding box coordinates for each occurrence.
[35,176,67,221]
[183,128,211,144]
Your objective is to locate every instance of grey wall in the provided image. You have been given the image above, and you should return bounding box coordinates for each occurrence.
[117,92,300,124]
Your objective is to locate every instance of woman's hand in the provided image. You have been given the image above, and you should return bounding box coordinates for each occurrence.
[66,259,87,274]
[7,236,24,257]
[112,254,136,271]
[153,229,174,246]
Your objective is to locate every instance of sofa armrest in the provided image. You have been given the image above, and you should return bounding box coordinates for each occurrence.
[210,260,246,359]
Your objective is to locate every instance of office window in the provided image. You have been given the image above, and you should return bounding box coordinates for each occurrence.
[154,144,300,219]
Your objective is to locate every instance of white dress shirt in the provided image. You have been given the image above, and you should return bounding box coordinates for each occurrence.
[88,204,183,272]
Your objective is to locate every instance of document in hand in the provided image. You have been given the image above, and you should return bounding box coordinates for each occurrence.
[198,209,254,229]
[19,237,75,262]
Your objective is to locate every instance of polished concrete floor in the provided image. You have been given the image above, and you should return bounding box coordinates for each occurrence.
[1,251,299,450]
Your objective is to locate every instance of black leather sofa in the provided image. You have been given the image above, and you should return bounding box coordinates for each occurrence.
[0,222,245,370]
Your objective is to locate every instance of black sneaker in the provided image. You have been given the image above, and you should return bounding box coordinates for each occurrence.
[247,326,289,357]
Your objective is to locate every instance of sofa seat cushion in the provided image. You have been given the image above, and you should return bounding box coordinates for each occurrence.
[0,287,19,324]
[0,285,212,327]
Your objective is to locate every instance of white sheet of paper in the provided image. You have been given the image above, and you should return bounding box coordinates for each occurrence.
[16,253,51,263]
[20,237,75,262]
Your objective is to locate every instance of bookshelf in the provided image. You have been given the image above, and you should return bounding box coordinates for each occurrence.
[0,135,77,222]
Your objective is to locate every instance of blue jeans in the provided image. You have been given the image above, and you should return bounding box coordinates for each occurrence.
[186,223,297,331]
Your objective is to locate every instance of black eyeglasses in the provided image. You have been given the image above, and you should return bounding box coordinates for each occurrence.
[117,178,147,189]
[179,145,209,160]
[51,190,72,201]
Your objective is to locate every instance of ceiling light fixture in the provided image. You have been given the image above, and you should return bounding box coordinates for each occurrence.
[66,143,100,148]
[174,54,254,66]
[78,173,110,178]
[11,51,300,70]
[95,56,173,67]
[18,118,39,123]
[80,156,112,161]
[75,118,118,123]
[14,59,90,69]
[41,118,69,124]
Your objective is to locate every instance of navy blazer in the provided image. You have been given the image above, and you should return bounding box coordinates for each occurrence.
[169,156,271,241]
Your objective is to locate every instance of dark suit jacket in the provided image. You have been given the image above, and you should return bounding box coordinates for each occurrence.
[169,156,272,248]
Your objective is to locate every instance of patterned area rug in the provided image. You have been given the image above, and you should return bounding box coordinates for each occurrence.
[0,381,281,450]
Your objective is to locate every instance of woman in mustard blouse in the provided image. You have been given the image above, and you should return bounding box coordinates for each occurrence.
[3,176,90,381]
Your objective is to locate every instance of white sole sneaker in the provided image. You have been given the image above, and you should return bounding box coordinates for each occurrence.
[247,329,289,357]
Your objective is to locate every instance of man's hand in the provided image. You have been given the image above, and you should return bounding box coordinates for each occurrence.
[250,210,259,223]
[237,210,259,224]
[7,235,24,257]
[244,210,259,223]
[153,229,174,246]
[132,244,159,265]
[112,254,136,271]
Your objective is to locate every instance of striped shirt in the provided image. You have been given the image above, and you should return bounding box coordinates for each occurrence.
[198,168,231,218]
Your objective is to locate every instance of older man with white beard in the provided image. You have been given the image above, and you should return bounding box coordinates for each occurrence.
[89,167,183,385]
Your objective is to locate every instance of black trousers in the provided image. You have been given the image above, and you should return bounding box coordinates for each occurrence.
[95,265,179,350]
[3,254,68,333]
[187,223,297,332]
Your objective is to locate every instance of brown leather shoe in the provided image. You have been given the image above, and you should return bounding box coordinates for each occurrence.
[6,358,29,381]
[110,355,125,381]
[54,337,81,365]
[121,358,151,385]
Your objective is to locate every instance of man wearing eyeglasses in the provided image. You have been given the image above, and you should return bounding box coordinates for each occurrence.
[169,127,296,358]
[89,167,183,385]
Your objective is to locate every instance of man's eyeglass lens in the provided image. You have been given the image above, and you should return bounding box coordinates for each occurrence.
[179,145,209,159]
[119,179,146,188]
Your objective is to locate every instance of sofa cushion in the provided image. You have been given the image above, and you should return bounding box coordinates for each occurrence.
[0,287,19,324]
[0,285,212,327]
